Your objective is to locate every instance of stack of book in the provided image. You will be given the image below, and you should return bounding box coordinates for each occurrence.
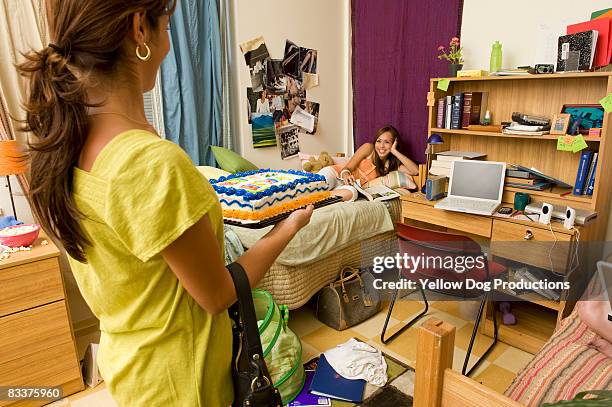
[436,91,489,130]
[502,122,550,136]
[509,267,561,301]
[573,150,598,196]
[430,156,457,177]
[430,151,486,177]
[505,168,552,190]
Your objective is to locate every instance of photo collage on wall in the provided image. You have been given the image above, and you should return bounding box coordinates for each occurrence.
[240,36,321,158]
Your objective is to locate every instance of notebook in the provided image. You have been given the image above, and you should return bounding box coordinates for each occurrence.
[288,370,331,406]
[557,31,598,71]
[309,355,365,403]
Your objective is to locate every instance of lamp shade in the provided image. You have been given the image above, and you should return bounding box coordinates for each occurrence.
[0,140,27,176]
[427,134,444,145]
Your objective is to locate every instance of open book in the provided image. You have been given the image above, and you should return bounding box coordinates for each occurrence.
[354,180,399,202]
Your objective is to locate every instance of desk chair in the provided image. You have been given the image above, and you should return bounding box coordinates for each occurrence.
[381,223,505,376]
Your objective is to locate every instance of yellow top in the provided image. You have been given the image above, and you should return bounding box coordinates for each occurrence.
[69,130,233,406]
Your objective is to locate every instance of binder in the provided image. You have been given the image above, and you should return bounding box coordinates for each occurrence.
[310,355,365,403]
[573,150,593,195]
[586,153,598,196]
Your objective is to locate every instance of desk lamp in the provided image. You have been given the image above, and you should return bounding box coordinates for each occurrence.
[0,140,28,220]
[422,133,444,192]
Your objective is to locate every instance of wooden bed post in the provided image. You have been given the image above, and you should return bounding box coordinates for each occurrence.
[414,318,455,407]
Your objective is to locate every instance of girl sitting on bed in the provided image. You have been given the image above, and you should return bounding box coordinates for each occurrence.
[318,125,419,201]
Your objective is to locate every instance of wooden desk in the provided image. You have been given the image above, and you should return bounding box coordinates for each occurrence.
[400,193,581,354]
[0,237,84,406]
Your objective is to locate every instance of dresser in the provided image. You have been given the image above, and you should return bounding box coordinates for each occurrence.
[0,237,83,406]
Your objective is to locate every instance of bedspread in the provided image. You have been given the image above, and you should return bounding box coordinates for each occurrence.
[230,200,394,266]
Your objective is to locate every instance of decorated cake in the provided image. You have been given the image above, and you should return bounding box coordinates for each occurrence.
[211,169,330,222]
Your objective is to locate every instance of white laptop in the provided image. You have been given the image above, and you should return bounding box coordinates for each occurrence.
[434,160,506,216]
[596,261,612,322]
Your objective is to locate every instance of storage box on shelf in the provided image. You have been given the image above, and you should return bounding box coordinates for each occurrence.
[414,72,612,353]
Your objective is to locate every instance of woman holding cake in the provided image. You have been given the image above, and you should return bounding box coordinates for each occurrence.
[19,1,312,405]
[319,125,419,201]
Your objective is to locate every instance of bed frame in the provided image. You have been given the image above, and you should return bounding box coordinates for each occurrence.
[414,318,524,407]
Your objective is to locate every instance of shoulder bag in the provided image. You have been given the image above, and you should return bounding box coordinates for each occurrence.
[227,262,283,407]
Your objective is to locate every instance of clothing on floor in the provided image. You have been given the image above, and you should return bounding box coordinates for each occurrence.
[323,337,388,386]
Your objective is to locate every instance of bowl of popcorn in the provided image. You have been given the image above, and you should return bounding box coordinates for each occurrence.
[0,224,40,248]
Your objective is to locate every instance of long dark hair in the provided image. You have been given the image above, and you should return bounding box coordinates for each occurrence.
[372,125,401,176]
[18,0,175,262]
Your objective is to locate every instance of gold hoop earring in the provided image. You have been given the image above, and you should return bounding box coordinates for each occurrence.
[136,43,151,61]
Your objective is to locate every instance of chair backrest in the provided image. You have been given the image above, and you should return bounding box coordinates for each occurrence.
[395,223,490,296]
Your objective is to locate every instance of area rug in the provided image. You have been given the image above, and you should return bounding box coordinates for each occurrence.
[302,354,414,407]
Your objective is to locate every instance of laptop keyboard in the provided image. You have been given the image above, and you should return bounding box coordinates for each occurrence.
[439,198,497,212]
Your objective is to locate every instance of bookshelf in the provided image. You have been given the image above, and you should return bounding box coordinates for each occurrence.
[424,72,612,353]
[428,72,611,235]
[431,128,602,142]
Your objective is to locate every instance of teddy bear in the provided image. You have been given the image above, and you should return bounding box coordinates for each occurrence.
[302,151,334,173]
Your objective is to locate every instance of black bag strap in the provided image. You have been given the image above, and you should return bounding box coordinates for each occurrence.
[227,262,265,359]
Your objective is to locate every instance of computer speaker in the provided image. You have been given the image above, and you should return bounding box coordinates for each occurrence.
[539,203,553,225]
[564,207,576,230]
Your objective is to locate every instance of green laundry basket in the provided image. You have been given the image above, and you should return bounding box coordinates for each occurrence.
[253,289,305,404]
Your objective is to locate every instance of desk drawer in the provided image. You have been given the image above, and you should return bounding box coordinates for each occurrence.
[0,258,64,317]
[491,220,572,273]
[401,201,492,237]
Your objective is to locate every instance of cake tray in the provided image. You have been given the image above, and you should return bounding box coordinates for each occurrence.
[224,195,343,229]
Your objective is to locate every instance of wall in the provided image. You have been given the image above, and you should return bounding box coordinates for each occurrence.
[461,0,612,244]
[461,0,612,70]
[230,0,352,170]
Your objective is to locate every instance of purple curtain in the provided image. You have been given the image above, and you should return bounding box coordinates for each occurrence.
[352,0,463,163]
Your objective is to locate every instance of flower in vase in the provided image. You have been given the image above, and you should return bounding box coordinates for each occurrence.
[437,37,464,65]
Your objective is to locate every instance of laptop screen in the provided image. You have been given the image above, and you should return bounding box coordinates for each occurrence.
[449,161,505,201]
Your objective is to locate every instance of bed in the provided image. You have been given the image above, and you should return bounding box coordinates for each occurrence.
[413,314,612,407]
[228,198,402,309]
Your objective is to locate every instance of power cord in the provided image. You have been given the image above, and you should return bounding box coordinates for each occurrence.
[568,227,580,275]
[548,223,559,276]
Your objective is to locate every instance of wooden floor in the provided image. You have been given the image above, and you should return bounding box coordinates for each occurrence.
[50,298,534,406]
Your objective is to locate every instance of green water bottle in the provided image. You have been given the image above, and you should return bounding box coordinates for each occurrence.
[490,41,502,73]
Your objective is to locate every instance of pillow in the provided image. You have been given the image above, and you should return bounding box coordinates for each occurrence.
[363,171,417,190]
[197,166,230,181]
[210,146,258,173]
[298,152,350,170]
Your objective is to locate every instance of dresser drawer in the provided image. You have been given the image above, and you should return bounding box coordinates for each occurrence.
[0,342,83,407]
[0,258,64,317]
[0,301,83,406]
[402,201,492,237]
[491,220,573,273]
